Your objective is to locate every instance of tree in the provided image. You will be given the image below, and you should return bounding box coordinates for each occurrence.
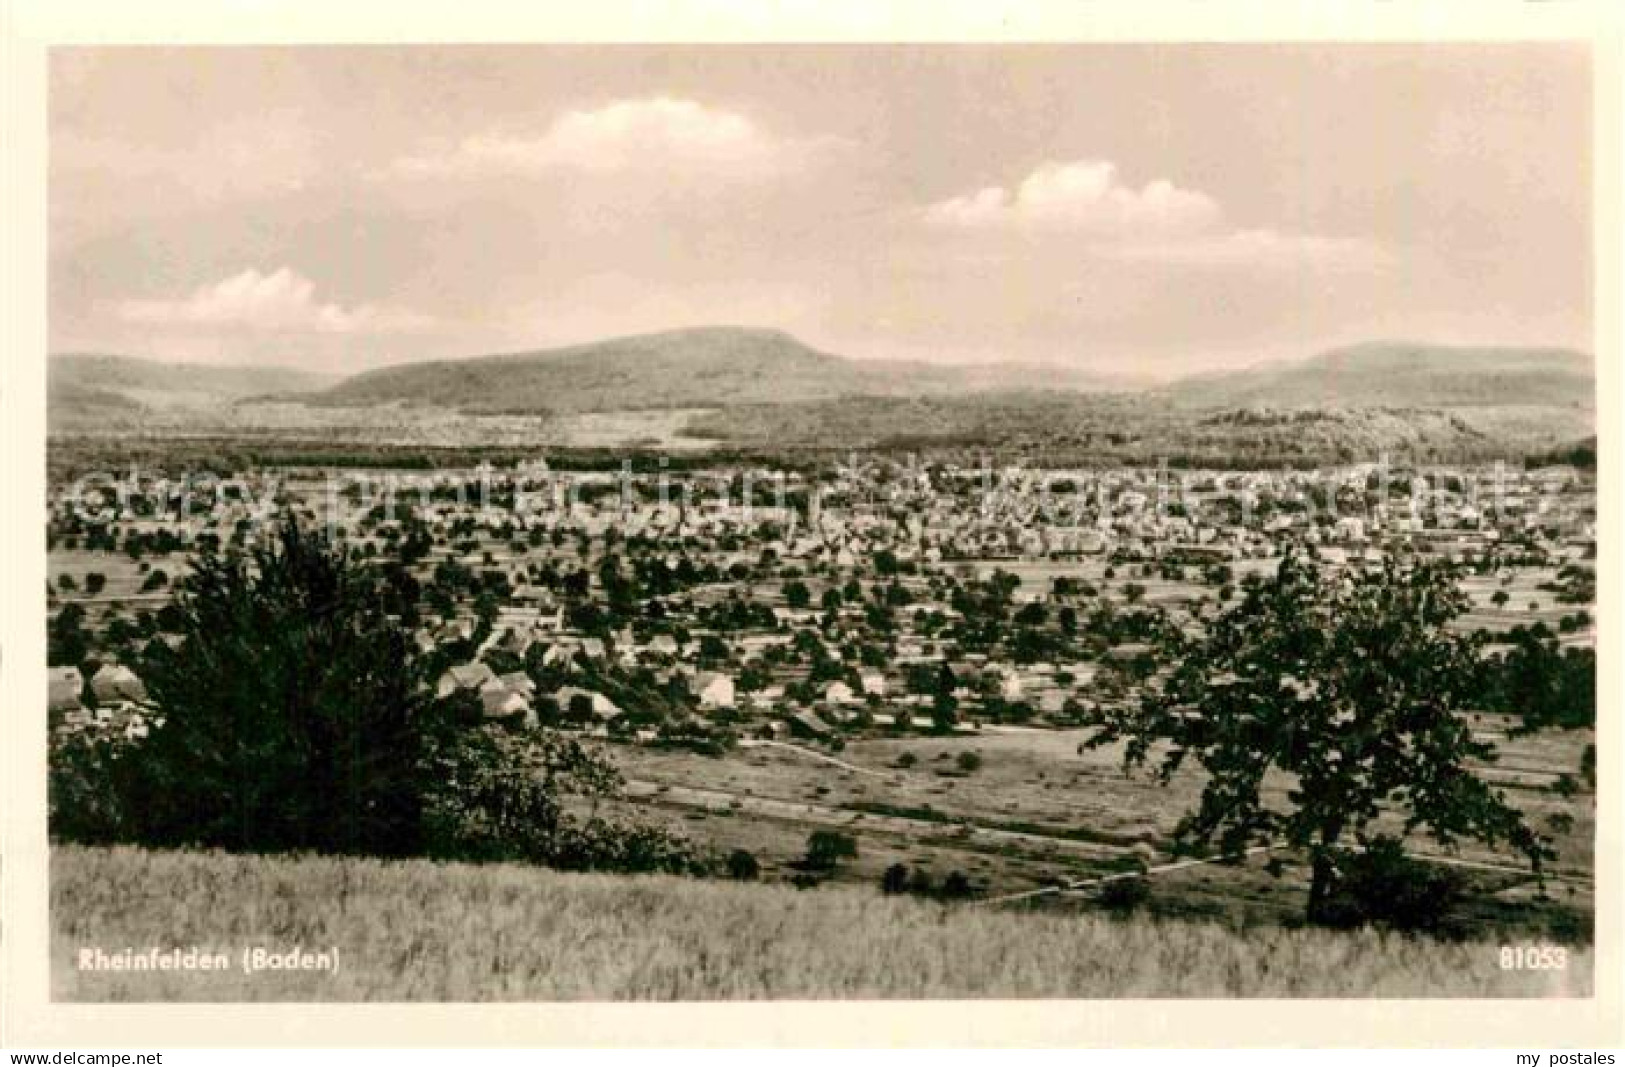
[49,604,92,666]
[881,862,910,894]
[804,829,858,871]
[129,518,433,855]
[1083,552,1552,925]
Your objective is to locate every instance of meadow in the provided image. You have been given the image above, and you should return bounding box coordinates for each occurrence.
[53,846,1591,1001]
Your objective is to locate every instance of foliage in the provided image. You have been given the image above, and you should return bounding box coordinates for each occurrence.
[727,849,761,881]
[804,830,859,871]
[48,514,712,879]
[123,518,431,855]
[1316,837,1467,935]
[1083,551,1551,924]
[1478,627,1595,734]
[1097,876,1151,914]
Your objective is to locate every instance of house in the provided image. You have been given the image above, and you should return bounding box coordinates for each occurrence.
[695,672,736,711]
[90,663,148,705]
[996,668,1024,702]
[48,666,84,716]
[555,686,621,725]
[823,680,856,705]
[480,685,531,722]
[497,672,536,698]
[858,671,887,697]
[436,662,496,699]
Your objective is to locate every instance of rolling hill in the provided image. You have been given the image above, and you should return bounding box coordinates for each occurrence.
[1164,343,1594,410]
[45,336,1595,461]
[48,354,338,432]
[311,326,1132,413]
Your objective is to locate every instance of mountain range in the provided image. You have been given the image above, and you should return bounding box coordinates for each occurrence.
[48,330,1594,436]
[310,327,1139,413]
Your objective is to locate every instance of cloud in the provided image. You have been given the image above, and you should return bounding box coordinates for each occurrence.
[115,268,435,334]
[923,159,1385,270]
[925,161,1222,238]
[389,97,842,182]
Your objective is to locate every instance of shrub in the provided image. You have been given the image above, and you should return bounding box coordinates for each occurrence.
[956,751,983,774]
[895,751,918,768]
[1317,837,1467,934]
[881,862,910,895]
[1098,875,1151,913]
[940,870,975,900]
[727,849,761,881]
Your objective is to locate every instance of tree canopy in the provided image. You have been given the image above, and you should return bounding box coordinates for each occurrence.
[1083,551,1551,923]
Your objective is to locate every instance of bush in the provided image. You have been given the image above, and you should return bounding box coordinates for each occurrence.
[895,751,918,768]
[1317,837,1467,934]
[418,720,622,865]
[1098,875,1151,913]
[727,849,761,881]
[940,870,975,900]
[956,751,983,774]
[881,862,910,894]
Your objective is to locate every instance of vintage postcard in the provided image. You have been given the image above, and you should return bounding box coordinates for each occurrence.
[2,0,1620,1051]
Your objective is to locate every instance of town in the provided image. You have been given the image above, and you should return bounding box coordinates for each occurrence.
[45,451,1598,921]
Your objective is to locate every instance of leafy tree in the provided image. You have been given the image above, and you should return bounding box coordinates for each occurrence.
[881,862,910,894]
[804,829,858,871]
[1083,552,1551,925]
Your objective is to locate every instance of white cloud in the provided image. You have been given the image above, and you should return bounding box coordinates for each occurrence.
[925,161,1221,238]
[116,268,434,334]
[924,159,1384,270]
[389,97,841,182]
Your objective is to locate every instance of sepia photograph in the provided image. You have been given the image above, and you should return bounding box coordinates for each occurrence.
[3,1,1621,1052]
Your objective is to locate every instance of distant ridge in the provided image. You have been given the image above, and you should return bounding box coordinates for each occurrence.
[1164,342,1593,410]
[48,354,340,432]
[310,326,1133,413]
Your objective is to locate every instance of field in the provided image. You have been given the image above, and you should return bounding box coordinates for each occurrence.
[52,846,1592,1001]
[602,723,1595,937]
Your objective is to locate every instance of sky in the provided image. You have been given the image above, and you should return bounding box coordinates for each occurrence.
[49,44,1592,378]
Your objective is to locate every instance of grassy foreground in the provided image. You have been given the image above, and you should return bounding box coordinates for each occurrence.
[53,846,1591,1001]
